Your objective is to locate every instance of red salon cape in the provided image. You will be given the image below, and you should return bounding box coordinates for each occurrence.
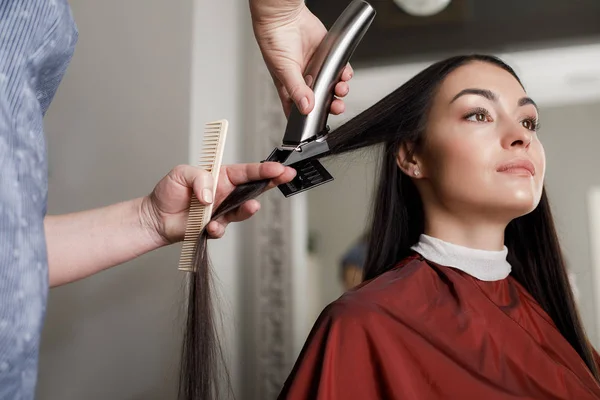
[278,254,600,399]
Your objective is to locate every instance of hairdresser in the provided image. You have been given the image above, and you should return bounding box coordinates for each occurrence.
[0,0,351,398]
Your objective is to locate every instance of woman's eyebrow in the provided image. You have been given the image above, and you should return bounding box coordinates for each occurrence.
[450,88,538,112]
[450,88,496,103]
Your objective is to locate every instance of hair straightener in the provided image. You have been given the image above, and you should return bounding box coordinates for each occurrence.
[263,0,376,197]
[178,1,375,270]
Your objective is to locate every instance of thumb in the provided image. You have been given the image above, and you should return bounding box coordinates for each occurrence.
[277,64,315,115]
[171,165,214,205]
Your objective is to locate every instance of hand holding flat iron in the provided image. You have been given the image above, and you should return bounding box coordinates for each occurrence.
[250,0,353,117]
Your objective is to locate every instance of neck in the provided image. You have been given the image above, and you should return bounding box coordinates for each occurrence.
[423,207,507,251]
[411,234,511,281]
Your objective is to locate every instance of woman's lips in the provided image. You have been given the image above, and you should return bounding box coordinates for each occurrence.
[496,159,535,177]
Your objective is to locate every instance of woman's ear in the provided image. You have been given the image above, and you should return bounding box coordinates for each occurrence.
[396,142,423,178]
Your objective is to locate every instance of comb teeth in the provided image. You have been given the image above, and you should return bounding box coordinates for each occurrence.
[178,120,228,272]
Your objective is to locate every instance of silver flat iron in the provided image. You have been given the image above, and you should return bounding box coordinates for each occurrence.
[263,0,376,197]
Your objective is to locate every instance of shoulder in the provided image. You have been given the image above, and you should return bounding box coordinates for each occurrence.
[319,255,444,329]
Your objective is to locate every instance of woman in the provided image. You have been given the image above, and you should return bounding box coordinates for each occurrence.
[186,54,600,399]
[275,54,600,399]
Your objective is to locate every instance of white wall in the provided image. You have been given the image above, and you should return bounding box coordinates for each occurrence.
[541,100,600,345]
[38,0,246,398]
[307,149,378,305]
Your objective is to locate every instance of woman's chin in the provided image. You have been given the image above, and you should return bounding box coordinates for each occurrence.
[496,178,544,213]
[502,194,541,219]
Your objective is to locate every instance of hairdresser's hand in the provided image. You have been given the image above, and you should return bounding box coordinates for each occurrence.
[141,162,296,243]
[250,0,353,117]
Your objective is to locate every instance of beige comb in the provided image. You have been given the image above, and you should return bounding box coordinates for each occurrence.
[178,119,229,272]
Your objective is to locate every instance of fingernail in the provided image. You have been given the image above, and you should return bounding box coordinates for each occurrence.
[300,97,309,112]
[202,188,213,203]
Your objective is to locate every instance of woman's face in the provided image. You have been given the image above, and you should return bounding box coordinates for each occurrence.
[410,61,545,222]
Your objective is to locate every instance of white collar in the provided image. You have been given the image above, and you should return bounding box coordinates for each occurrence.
[410,234,511,281]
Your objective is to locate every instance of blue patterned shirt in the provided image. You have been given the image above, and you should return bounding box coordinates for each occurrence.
[0,1,77,398]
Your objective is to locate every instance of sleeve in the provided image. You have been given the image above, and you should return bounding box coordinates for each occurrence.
[340,241,367,268]
[277,301,384,400]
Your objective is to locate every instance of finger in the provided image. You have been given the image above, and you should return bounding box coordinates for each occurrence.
[207,200,262,239]
[206,220,225,239]
[329,99,346,115]
[171,164,214,205]
[275,81,293,118]
[267,166,297,188]
[341,64,354,81]
[334,81,350,98]
[275,64,315,115]
[224,162,289,186]
[224,199,261,223]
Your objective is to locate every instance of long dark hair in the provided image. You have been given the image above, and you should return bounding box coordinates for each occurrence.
[178,54,599,399]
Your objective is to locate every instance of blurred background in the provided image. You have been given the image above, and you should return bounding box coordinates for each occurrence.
[37,0,600,399]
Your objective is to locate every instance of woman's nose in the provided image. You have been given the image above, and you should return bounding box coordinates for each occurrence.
[502,122,532,149]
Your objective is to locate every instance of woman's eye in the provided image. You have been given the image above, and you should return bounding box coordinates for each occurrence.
[521,119,538,131]
[466,113,488,122]
[464,107,492,123]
